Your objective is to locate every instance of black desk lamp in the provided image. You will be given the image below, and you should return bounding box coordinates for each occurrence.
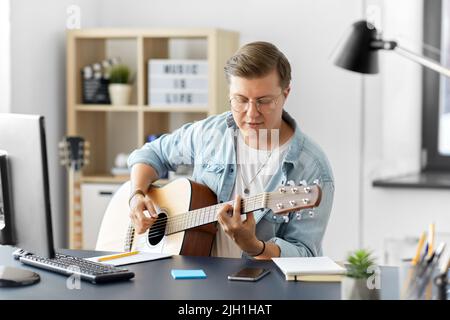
[333,20,450,77]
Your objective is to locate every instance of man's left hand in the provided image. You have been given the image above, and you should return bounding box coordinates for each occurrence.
[217,195,262,255]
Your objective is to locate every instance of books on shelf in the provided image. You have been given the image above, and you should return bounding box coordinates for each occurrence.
[148,59,208,107]
[272,257,346,282]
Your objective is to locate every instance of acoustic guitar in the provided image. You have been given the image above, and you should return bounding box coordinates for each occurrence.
[96,178,321,256]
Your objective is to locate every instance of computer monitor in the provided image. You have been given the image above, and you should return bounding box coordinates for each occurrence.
[0,114,55,258]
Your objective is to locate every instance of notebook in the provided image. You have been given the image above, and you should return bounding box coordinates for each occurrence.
[284,274,344,282]
[272,257,346,282]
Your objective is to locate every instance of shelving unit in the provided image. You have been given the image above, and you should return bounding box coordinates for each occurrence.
[66,28,240,183]
[65,28,239,249]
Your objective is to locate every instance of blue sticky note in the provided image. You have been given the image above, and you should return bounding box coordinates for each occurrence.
[171,269,207,279]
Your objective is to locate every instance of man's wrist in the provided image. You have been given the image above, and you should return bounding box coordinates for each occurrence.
[129,189,146,207]
[247,239,265,257]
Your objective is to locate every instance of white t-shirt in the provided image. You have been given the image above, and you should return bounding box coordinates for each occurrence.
[210,132,292,258]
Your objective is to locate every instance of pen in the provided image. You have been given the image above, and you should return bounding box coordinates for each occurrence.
[418,242,445,279]
[439,255,450,275]
[431,242,446,267]
[412,231,426,266]
[98,250,139,262]
[427,223,435,258]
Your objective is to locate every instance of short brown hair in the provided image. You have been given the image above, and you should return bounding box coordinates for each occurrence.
[224,41,291,89]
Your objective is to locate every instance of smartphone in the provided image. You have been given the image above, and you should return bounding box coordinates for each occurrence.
[227,267,270,281]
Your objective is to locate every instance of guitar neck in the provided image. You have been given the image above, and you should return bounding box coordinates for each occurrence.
[68,169,83,249]
[165,193,267,235]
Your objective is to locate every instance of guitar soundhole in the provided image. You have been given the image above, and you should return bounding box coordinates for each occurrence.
[147,212,167,246]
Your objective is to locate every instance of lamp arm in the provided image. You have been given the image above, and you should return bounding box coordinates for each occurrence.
[394,45,450,78]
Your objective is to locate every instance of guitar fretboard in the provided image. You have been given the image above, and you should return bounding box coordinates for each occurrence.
[69,170,83,249]
[165,194,267,235]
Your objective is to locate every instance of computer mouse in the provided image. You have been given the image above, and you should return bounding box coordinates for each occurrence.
[0,266,40,287]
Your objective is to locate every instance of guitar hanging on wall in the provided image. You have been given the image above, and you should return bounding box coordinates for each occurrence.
[59,136,89,250]
[96,178,322,256]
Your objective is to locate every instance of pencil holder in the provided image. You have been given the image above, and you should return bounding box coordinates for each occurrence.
[400,258,437,300]
[399,259,424,300]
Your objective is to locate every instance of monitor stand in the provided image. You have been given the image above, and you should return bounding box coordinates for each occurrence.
[0,265,40,287]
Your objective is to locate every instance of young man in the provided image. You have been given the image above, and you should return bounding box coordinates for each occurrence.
[127,41,334,259]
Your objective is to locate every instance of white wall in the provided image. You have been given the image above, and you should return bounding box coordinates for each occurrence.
[363,0,450,264]
[97,0,364,260]
[10,0,100,247]
[0,0,10,113]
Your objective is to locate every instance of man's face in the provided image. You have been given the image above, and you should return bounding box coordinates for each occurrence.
[229,69,289,143]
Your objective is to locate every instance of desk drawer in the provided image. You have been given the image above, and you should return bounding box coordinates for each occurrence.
[81,183,121,250]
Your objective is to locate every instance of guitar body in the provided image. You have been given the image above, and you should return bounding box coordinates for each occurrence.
[96,178,218,256]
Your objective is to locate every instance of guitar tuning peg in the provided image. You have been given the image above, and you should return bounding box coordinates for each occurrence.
[287,180,295,186]
[299,180,307,186]
[295,212,302,221]
[308,210,315,218]
[313,179,321,186]
[282,215,290,223]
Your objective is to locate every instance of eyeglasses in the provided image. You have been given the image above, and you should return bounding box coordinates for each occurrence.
[229,93,284,114]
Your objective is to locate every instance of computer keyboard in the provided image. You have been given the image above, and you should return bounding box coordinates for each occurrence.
[19,253,135,284]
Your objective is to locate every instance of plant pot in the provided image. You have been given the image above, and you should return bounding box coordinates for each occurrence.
[341,276,380,300]
[108,84,131,106]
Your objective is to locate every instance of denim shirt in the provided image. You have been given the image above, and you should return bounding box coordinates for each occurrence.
[127,110,335,257]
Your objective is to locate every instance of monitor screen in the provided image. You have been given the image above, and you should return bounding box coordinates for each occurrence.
[0,155,4,230]
[0,114,55,258]
[0,150,14,244]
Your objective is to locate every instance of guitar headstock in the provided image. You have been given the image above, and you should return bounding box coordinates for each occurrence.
[266,182,322,215]
[59,136,90,171]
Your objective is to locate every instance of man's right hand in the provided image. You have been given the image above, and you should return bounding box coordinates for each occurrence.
[129,193,159,234]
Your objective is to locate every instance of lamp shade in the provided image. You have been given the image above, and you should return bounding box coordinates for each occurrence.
[333,20,380,74]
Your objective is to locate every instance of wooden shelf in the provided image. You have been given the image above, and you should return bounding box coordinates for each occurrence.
[81,174,170,186]
[144,106,209,113]
[67,28,227,39]
[81,175,130,183]
[75,104,209,113]
[76,105,141,112]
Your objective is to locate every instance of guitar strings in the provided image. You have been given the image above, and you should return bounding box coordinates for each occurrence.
[146,195,264,231]
[137,189,312,238]
[137,187,313,236]
[137,195,267,239]
[143,195,265,238]
[143,189,315,239]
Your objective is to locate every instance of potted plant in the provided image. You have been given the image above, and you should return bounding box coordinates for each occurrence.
[108,64,132,105]
[341,249,380,300]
